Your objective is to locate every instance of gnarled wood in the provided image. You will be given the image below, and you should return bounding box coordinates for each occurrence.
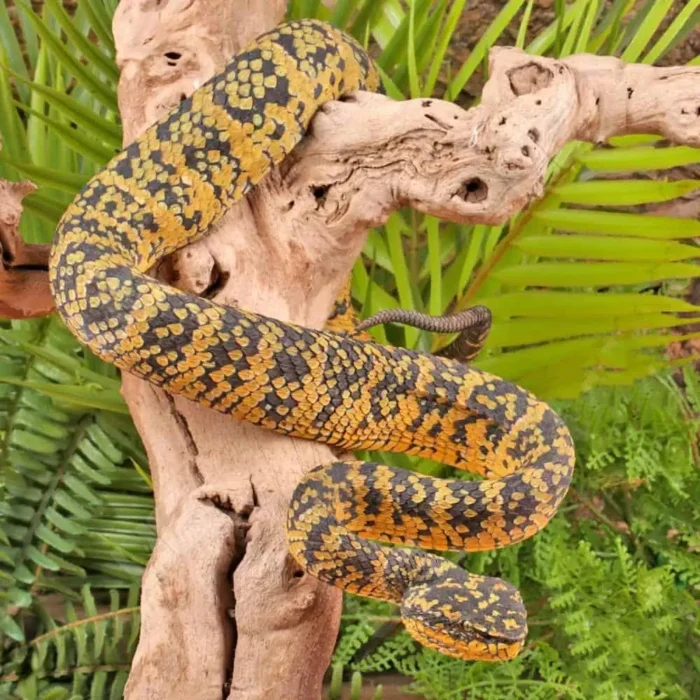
[116,19,700,697]
[115,2,346,699]
[0,176,53,319]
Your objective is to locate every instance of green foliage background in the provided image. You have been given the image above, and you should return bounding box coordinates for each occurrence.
[0,0,698,698]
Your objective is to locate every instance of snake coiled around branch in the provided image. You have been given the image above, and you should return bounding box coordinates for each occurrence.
[49,19,575,661]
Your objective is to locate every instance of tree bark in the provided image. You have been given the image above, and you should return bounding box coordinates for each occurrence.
[0,2,698,698]
[0,177,53,318]
[113,2,346,699]
[114,8,700,693]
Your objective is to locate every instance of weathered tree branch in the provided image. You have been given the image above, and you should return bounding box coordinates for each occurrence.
[0,2,698,698]
[0,177,53,319]
[115,2,346,699]
[115,21,700,698]
[3,48,699,321]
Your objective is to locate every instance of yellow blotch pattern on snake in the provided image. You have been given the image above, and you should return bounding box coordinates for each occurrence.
[49,20,575,661]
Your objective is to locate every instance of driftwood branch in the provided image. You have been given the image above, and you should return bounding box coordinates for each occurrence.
[116,21,700,699]
[0,177,53,318]
[0,2,698,698]
[115,2,346,699]
[3,50,699,321]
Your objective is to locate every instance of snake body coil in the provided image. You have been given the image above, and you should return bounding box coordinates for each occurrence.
[49,20,575,661]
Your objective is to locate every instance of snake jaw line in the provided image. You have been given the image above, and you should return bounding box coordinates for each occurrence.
[401,575,528,661]
[404,618,525,663]
[50,19,575,663]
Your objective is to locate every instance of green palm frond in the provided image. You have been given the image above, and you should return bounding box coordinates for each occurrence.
[0,2,119,242]
[0,320,152,687]
[347,1,700,402]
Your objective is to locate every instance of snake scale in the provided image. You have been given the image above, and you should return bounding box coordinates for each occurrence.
[49,20,575,661]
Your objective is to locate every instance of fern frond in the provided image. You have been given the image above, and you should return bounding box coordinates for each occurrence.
[0,584,140,698]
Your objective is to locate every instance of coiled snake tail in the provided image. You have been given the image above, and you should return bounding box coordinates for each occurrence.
[357,305,493,363]
[287,354,574,661]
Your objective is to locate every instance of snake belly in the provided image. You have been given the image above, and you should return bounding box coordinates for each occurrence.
[49,19,575,661]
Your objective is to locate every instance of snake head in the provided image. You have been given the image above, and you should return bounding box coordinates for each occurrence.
[400,573,527,661]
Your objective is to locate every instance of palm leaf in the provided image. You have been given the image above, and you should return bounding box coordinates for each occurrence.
[18,2,118,112]
[0,321,152,627]
[350,1,700,401]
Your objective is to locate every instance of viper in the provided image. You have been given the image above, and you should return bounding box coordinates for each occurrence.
[49,19,575,661]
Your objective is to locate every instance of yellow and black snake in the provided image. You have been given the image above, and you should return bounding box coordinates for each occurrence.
[49,20,575,661]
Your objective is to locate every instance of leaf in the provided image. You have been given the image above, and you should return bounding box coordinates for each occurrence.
[0,155,89,194]
[13,100,116,165]
[620,0,674,62]
[6,588,32,609]
[27,40,49,168]
[446,0,527,99]
[78,0,115,54]
[514,234,699,262]
[352,260,392,344]
[534,209,700,239]
[330,0,356,28]
[575,0,600,53]
[481,291,700,318]
[26,545,61,571]
[425,217,442,316]
[424,0,468,95]
[13,564,36,585]
[19,3,118,111]
[377,0,430,72]
[0,613,26,642]
[0,2,29,98]
[485,313,692,349]
[0,378,129,414]
[643,0,700,64]
[6,67,122,147]
[441,225,487,305]
[0,47,29,163]
[22,192,67,225]
[44,507,88,536]
[516,0,537,49]
[405,0,420,98]
[0,329,122,391]
[391,0,448,92]
[63,473,100,506]
[376,65,405,100]
[35,524,76,555]
[44,0,119,83]
[559,0,589,58]
[349,0,388,43]
[552,180,700,206]
[525,0,580,55]
[493,261,699,287]
[73,455,112,486]
[384,215,419,348]
[10,428,59,455]
[53,490,91,519]
[578,146,700,172]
